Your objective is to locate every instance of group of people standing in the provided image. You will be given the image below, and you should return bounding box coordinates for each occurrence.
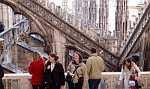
[29,52,65,89]
[29,48,105,89]
[29,47,142,89]
[66,48,105,89]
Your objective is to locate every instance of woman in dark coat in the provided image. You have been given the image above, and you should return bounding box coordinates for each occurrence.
[44,53,65,89]
[0,64,4,89]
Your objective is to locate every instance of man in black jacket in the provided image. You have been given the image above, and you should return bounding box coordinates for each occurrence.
[0,22,4,33]
[0,64,4,89]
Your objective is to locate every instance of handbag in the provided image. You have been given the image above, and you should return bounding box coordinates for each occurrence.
[66,66,80,82]
[66,73,73,82]
[75,68,84,85]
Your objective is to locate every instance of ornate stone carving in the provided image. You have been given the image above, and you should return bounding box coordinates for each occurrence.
[16,0,118,58]
[0,0,119,68]
[120,3,150,59]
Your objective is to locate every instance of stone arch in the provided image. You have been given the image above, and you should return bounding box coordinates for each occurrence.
[0,0,54,56]
[0,1,19,14]
[0,0,48,37]
[28,32,47,47]
[0,0,53,50]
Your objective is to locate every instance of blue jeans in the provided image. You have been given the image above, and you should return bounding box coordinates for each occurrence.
[88,79,101,89]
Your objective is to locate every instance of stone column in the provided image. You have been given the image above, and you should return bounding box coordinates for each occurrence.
[53,29,66,66]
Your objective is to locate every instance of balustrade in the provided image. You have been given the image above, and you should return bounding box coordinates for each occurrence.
[3,72,150,89]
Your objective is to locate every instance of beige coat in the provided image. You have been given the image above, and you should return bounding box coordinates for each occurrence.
[86,53,105,79]
[119,62,141,89]
[67,62,88,89]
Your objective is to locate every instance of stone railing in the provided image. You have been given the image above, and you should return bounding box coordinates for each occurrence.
[101,72,150,89]
[3,72,150,89]
[3,73,32,89]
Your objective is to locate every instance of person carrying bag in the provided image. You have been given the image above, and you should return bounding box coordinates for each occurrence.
[66,52,88,89]
[66,65,79,83]
[118,57,141,89]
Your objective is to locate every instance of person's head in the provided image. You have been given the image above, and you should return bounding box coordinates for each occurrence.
[123,57,132,70]
[91,48,96,54]
[73,51,82,64]
[33,52,41,61]
[48,53,59,63]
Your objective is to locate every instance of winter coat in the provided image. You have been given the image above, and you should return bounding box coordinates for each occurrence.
[0,65,4,89]
[86,53,105,79]
[67,61,88,89]
[119,62,141,89]
[28,57,45,85]
[44,61,65,88]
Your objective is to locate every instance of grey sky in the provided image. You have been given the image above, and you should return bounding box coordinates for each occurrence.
[128,0,144,6]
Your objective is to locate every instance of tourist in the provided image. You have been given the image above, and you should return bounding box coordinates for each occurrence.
[28,52,45,89]
[118,57,141,89]
[44,53,65,89]
[86,48,105,89]
[0,64,4,89]
[66,51,88,89]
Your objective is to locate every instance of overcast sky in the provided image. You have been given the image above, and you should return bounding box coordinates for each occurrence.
[128,0,144,6]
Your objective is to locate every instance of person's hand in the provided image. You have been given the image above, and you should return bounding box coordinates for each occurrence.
[60,85,64,89]
[136,76,143,84]
[135,76,140,81]
[67,71,74,77]
[117,80,121,85]
[44,82,49,88]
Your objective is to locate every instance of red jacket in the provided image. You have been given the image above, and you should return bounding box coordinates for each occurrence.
[29,57,45,85]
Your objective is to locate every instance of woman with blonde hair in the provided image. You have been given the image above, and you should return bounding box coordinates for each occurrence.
[29,52,45,89]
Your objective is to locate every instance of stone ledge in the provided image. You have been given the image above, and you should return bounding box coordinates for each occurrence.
[2,72,150,89]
